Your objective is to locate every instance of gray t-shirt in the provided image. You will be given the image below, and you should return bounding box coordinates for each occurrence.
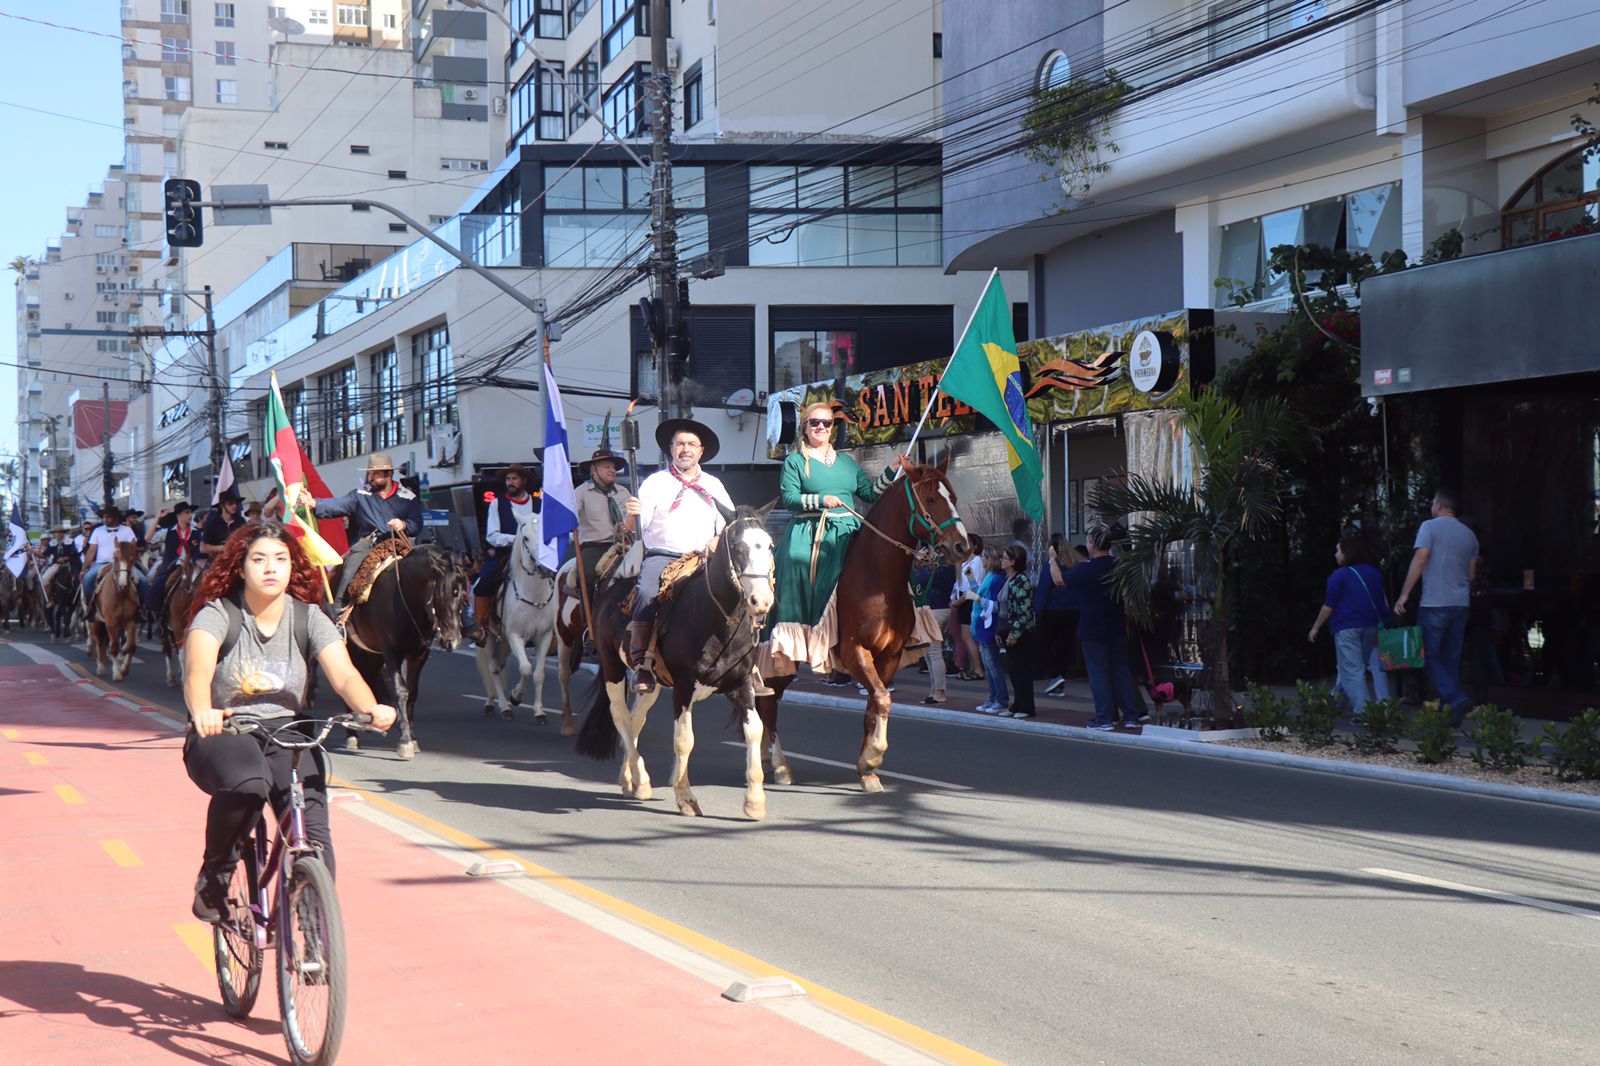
[1415,516,1478,608]
[190,598,342,720]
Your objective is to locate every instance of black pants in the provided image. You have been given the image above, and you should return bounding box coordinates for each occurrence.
[183,725,334,877]
[1039,609,1080,678]
[1003,632,1036,716]
[334,538,375,604]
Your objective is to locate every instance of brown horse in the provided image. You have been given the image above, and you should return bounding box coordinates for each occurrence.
[88,541,142,680]
[14,563,44,631]
[756,456,972,793]
[159,555,204,687]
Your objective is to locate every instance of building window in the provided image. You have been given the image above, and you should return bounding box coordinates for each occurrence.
[96,253,122,269]
[1502,144,1600,246]
[441,157,489,171]
[510,61,567,146]
[1038,50,1069,90]
[267,6,286,21]
[308,9,329,26]
[215,40,236,65]
[96,311,120,325]
[163,75,191,101]
[602,62,650,138]
[215,78,237,104]
[568,49,599,134]
[160,0,190,22]
[747,163,942,268]
[350,144,370,155]
[1215,181,1401,306]
[383,13,396,29]
[630,305,754,405]
[543,162,706,268]
[413,324,456,437]
[264,139,288,150]
[95,224,121,238]
[1206,0,1325,63]
[683,62,703,130]
[318,363,364,463]
[772,330,857,391]
[388,169,407,179]
[371,346,404,450]
[214,2,235,27]
[163,459,188,498]
[567,0,596,32]
[601,0,648,66]
[284,385,310,443]
[161,36,190,61]
[336,4,368,27]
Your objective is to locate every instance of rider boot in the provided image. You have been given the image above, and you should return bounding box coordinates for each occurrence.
[628,620,657,694]
[191,862,234,924]
[469,594,495,646]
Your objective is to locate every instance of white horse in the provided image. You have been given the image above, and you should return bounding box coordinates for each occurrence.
[475,512,561,727]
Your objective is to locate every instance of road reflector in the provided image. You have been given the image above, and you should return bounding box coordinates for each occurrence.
[723,977,807,1003]
[466,860,522,878]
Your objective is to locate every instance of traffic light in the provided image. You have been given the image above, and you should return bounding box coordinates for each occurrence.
[163,178,203,249]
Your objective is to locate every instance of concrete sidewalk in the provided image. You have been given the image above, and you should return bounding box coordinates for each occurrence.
[0,647,958,1066]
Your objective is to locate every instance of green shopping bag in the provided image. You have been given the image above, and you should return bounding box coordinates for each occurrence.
[1377,626,1425,671]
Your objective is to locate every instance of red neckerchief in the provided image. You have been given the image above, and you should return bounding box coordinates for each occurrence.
[177,525,191,547]
[507,492,530,505]
[668,466,715,512]
[380,484,398,500]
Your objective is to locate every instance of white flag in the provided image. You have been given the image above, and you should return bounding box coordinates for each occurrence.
[212,451,235,504]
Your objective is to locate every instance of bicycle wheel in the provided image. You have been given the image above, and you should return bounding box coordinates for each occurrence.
[212,850,262,1018]
[276,856,347,1066]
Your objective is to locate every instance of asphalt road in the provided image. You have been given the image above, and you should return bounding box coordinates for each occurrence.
[39,631,1600,1065]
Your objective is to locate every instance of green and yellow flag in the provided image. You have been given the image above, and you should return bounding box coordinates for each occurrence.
[940,272,1044,520]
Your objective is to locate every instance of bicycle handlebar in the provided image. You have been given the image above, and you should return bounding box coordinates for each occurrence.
[227,712,379,748]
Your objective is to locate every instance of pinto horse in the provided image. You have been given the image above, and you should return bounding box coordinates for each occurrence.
[575,504,777,819]
[756,456,971,794]
[343,541,469,760]
[88,541,142,680]
[158,555,204,687]
[475,513,564,728]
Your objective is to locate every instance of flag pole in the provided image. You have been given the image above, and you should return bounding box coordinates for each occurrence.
[901,267,999,461]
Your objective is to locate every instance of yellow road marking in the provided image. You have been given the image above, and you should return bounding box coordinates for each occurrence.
[53,784,85,805]
[2,727,19,740]
[23,752,46,766]
[100,839,143,867]
[337,780,1004,1066]
[174,922,217,974]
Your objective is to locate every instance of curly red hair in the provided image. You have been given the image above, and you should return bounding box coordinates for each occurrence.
[188,521,328,625]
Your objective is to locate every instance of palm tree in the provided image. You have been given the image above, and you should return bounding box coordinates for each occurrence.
[1093,390,1304,713]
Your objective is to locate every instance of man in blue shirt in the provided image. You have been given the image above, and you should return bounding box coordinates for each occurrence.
[1395,489,1479,725]
[1062,525,1142,729]
[308,453,423,612]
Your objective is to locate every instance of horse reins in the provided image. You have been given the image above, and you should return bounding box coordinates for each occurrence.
[836,473,963,558]
[510,531,557,609]
[700,516,773,629]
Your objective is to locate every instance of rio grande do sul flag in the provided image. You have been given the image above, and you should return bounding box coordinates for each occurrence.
[266,371,345,566]
[939,271,1044,520]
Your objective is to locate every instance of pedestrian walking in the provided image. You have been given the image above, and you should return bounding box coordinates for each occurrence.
[999,545,1038,718]
[1307,535,1390,715]
[952,533,986,680]
[1064,525,1143,729]
[1036,534,1081,694]
[1394,489,1479,725]
[919,548,956,704]
[972,549,1009,713]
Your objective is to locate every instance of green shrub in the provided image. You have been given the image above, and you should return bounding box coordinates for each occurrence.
[1543,709,1600,781]
[1243,682,1291,741]
[1350,697,1408,754]
[1292,681,1341,748]
[1410,701,1458,764]
[1467,704,1535,772]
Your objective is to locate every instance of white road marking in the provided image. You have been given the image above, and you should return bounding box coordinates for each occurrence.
[1363,867,1600,922]
[719,741,971,791]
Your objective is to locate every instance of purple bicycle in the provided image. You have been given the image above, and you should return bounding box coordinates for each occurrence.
[211,712,376,1066]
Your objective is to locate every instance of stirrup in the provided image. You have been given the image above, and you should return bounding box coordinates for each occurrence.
[632,661,657,694]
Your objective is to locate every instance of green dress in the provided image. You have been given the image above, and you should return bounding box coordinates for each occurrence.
[770,449,893,628]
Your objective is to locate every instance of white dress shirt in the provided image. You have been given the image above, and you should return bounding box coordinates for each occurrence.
[634,468,733,555]
[485,493,537,548]
[86,524,136,564]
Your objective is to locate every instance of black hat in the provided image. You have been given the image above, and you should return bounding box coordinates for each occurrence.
[654,418,720,464]
[218,486,242,504]
[173,501,195,515]
[578,448,629,477]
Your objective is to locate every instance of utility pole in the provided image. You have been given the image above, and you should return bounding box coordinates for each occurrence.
[649,0,685,418]
[202,284,223,494]
[101,381,114,512]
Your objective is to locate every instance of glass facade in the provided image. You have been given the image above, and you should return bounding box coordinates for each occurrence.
[542,162,704,268]
[747,164,942,267]
[1216,181,1401,305]
[413,324,456,438]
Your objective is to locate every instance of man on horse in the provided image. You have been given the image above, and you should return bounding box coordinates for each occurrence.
[623,418,736,695]
[200,488,245,557]
[145,501,200,617]
[307,452,423,613]
[574,445,634,589]
[469,462,539,645]
[81,507,145,620]
[44,521,87,601]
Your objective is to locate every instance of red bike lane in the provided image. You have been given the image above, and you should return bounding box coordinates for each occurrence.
[0,657,903,1066]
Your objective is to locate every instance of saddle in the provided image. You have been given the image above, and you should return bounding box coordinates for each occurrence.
[618,540,718,615]
[345,537,410,610]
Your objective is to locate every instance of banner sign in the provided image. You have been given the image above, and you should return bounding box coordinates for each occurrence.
[766,309,1193,458]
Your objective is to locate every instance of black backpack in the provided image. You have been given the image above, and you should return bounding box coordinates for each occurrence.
[215,592,314,668]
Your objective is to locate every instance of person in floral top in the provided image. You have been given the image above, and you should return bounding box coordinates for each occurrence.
[999,544,1039,718]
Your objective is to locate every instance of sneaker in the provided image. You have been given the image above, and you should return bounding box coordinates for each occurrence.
[1008,710,1036,719]
[1045,677,1066,695]
[920,695,947,705]
[980,702,1007,715]
[823,674,853,687]
[192,867,232,924]
[1085,722,1116,731]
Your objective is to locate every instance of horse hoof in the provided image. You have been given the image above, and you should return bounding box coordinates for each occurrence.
[345,736,361,751]
[773,766,794,786]
[560,720,577,737]
[677,797,703,817]
[861,774,884,794]
[635,783,653,801]
[482,703,496,716]
[397,741,417,760]
[509,693,522,707]
[502,707,516,721]
[744,799,766,820]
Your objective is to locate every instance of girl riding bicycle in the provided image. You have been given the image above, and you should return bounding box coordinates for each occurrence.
[182,522,396,924]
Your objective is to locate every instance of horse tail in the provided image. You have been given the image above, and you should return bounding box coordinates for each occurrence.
[573,678,620,761]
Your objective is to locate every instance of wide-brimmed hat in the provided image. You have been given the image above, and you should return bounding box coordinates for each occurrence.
[243,499,263,515]
[655,418,720,463]
[51,523,71,534]
[578,448,628,477]
[503,463,532,483]
[218,486,242,504]
[172,501,195,515]
[363,452,396,473]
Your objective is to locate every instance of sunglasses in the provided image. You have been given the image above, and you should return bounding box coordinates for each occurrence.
[805,418,833,428]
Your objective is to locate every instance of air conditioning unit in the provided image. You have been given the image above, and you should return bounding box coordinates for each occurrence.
[63,292,74,301]
[96,265,107,274]
[463,88,479,100]
[491,96,506,115]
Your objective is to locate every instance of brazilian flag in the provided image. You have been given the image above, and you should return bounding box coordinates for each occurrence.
[939,272,1044,520]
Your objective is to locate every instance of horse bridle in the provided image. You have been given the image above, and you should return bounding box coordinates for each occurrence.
[510,529,557,609]
[701,516,773,628]
[840,472,963,558]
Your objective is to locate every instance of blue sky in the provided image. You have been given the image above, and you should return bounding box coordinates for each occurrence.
[0,4,126,459]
